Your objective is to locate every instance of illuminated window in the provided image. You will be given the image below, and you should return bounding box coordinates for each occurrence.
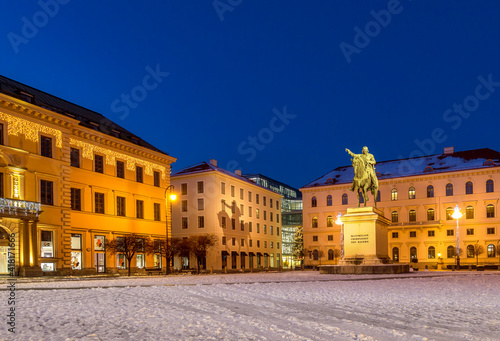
[446,183,453,196]
[71,234,82,270]
[428,246,435,259]
[487,204,495,218]
[487,244,496,257]
[408,187,415,199]
[447,245,455,258]
[427,185,434,198]
[326,195,332,206]
[467,245,474,258]
[486,180,494,193]
[342,193,348,205]
[327,215,333,227]
[40,231,54,258]
[410,247,417,260]
[312,217,318,228]
[391,189,398,201]
[311,196,317,207]
[427,209,435,221]
[466,181,473,194]
[446,207,453,220]
[391,211,398,223]
[409,210,416,222]
[466,206,474,219]
[392,247,399,262]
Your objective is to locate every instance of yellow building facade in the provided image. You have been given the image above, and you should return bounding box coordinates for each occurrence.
[301,148,500,269]
[171,160,282,271]
[0,75,176,276]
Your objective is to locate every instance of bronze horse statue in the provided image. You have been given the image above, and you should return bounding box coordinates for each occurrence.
[351,154,378,208]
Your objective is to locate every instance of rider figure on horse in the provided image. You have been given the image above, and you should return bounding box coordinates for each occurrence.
[346,146,379,192]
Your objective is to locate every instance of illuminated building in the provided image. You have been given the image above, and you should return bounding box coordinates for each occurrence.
[301,148,500,269]
[0,75,176,276]
[244,174,302,269]
[171,160,282,271]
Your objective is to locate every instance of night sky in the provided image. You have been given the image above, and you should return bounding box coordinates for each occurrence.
[2,1,500,189]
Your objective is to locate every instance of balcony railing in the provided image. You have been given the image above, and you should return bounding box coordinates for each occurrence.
[0,198,42,219]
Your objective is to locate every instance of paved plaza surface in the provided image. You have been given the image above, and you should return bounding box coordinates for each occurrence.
[1,271,499,340]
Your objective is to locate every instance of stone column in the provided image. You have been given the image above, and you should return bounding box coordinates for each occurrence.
[31,220,39,267]
[20,219,30,267]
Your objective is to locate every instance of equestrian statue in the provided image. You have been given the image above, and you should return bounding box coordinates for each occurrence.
[345,146,379,208]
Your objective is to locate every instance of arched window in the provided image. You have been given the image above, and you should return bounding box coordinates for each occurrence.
[487,204,495,218]
[487,244,496,258]
[391,189,398,201]
[410,247,417,260]
[392,247,399,262]
[391,211,398,223]
[377,190,381,202]
[446,207,454,220]
[326,195,332,206]
[486,179,494,193]
[466,181,473,195]
[446,183,453,196]
[447,245,455,258]
[311,197,317,207]
[427,185,434,198]
[408,187,416,199]
[467,245,475,258]
[428,246,435,259]
[427,208,435,221]
[466,206,474,219]
[328,249,334,260]
[325,178,334,185]
[342,193,348,205]
[409,210,416,222]
[312,217,318,228]
[327,215,333,227]
[313,249,319,261]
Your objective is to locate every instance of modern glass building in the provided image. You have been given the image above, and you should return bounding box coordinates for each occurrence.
[244,174,303,268]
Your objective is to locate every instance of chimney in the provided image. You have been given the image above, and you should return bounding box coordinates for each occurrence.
[209,159,217,167]
[443,147,454,155]
[235,170,242,176]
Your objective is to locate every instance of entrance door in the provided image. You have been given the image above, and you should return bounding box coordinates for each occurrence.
[0,246,7,274]
[95,253,105,273]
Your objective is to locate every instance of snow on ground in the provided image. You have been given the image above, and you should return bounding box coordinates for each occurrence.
[1,272,499,340]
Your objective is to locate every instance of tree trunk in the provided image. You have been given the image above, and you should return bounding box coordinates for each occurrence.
[127,258,132,277]
[166,255,170,275]
[197,257,201,274]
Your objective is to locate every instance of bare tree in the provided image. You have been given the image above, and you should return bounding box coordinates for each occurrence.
[157,237,183,275]
[317,250,325,267]
[333,248,341,263]
[188,234,218,274]
[106,234,154,276]
[473,243,485,266]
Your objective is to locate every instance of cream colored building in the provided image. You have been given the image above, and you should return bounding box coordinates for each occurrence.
[0,75,176,276]
[301,147,500,269]
[171,160,282,271]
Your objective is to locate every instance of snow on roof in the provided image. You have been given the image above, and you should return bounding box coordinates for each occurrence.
[302,148,500,189]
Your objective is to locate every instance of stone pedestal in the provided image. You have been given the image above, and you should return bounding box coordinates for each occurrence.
[321,207,409,274]
[19,266,43,277]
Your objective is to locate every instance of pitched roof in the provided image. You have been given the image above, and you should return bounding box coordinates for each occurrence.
[302,148,500,189]
[0,75,168,155]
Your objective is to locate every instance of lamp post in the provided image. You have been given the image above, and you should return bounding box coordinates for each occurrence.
[452,205,463,269]
[165,185,177,275]
[335,212,344,260]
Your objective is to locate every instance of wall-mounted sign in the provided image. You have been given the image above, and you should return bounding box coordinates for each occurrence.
[12,174,20,199]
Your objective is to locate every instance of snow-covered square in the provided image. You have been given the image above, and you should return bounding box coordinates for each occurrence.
[2,271,499,340]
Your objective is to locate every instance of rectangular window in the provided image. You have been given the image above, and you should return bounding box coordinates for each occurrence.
[249,239,253,247]
[117,196,126,216]
[428,230,435,237]
[40,180,54,205]
[70,188,81,211]
[232,218,236,230]
[198,181,204,194]
[222,236,226,245]
[231,185,235,197]
[136,166,143,183]
[277,214,280,223]
[95,154,104,173]
[94,192,104,213]
[328,235,333,241]
[248,191,252,202]
[221,199,225,212]
[466,228,474,236]
[263,196,267,206]
[264,241,267,248]
[241,239,245,247]
[198,198,204,211]
[270,199,273,208]
[409,231,416,238]
[221,182,225,194]
[241,220,244,231]
[270,212,273,222]
[487,227,495,235]
[41,136,52,158]
[0,173,4,198]
[270,242,273,249]
[0,123,3,145]
[182,200,188,212]
[71,234,82,270]
[263,211,267,220]
[116,160,125,178]
[277,227,279,236]
[232,238,236,246]
[249,222,253,232]
[249,207,252,217]
[70,148,80,167]
[198,216,205,228]
[136,200,144,219]
[257,223,260,233]
[231,202,236,214]
[240,188,244,200]
[264,225,267,234]
[153,171,160,187]
[276,200,279,209]
[181,183,187,195]
[256,194,260,204]
[182,217,188,229]
[257,240,260,248]
[117,253,127,269]
[221,216,226,228]
[154,203,161,221]
[447,229,454,236]
[392,232,398,238]
[240,204,244,216]
[40,231,54,257]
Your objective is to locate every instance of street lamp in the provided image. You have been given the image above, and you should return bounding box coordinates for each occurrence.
[165,185,177,275]
[452,205,463,268]
[335,212,344,260]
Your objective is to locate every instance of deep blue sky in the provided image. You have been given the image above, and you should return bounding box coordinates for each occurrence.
[2,1,500,188]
